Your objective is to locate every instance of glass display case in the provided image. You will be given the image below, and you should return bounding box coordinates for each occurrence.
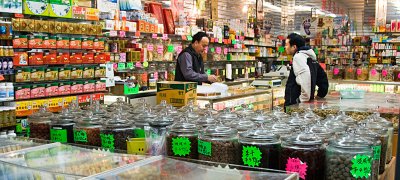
[81,156,299,180]
[0,138,42,154]
[0,143,150,178]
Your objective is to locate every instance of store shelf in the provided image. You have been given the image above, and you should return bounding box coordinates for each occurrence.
[14,78,103,85]
[125,90,157,99]
[329,79,400,86]
[197,89,271,103]
[15,91,108,101]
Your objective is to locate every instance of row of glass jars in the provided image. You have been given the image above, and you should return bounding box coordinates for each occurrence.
[328,65,400,82]
[165,109,394,180]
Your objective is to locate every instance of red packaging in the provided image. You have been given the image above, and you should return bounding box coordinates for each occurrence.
[83,52,95,64]
[133,20,145,32]
[95,80,106,92]
[70,52,83,64]
[30,84,45,98]
[13,35,28,48]
[58,82,71,95]
[82,38,94,49]
[147,2,164,26]
[83,80,95,93]
[94,53,105,63]
[28,52,44,65]
[93,38,100,49]
[57,52,70,64]
[44,51,58,64]
[144,22,150,32]
[48,36,57,49]
[69,38,82,49]
[71,81,84,94]
[57,37,70,49]
[42,36,50,48]
[15,85,31,100]
[45,83,59,97]
[162,9,175,34]
[99,39,105,50]
[13,52,29,66]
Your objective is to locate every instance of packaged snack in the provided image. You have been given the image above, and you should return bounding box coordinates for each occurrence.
[69,38,81,49]
[30,84,46,98]
[16,68,31,82]
[45,83,59,97]
[95,66,106,78]
[45,67,59,81]
[82,52,94,64]
[83,65,95,79]
[71,81,84,94]
[43,51,58,64]
[28,52,44,65]
[30,67,45,82]
[15,85,31,100]
[83,80,95,92]
[59,82,71,95]
[13,35,28,48]
[95,80,106,92]
[70,52,83,64]
[71,66,83,79]
[57,52,70,64]
[13,52,28,66]
[59,67,71,80]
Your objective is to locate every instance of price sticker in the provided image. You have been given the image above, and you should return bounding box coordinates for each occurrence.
[117,63,126,70]
[119,31,126,37]
[135,62,142,68]
[74,130,88,142]
[50,129,68,143]
[167,45,174,52]
[210,48,215,53]
[162,34,168,40]
[224,48,228,55]
[100,133,115,152]
[126,62,134,69]
[351,155,372,179]
[147,44,154,51]
[152,33,158,38]
[198,140,211,156]
[187,35,193,41]
[242,146,262,167]
[286,158,308,180]
[157,45,164,54]
[110,30,117,37]
[172,137,191,157]
[216,47,222,54]
[143,61,149,68]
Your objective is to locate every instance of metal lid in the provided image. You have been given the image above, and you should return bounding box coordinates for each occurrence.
[239,129,280,145]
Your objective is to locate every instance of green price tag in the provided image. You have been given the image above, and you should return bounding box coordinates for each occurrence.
[50,129,68,143]
[232,39,237,44]
[373,146,381,160]
[242,146,262,167]
[172,137,191,156]
[100,133,115,152]
[210,48,215,53]
[117,63,126,70]
[351,155,372,179]
[278,46,285,53]
[73,130,88,143]
[314,47,319,55]
[207,69,211,75]
[16,123,22,133]
[126,62,134,69]
[133,129,145,138]
[143,61,149,68]
[173,70,175,75]
[198,140,211,156]
[187,35,193,41]
[26,127,30,137]
[167,45,174,52]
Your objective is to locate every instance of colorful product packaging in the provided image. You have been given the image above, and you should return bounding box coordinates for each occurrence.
[28,52,44,65]
[71,81,83,94]
[44,51,58,64]
[83,80,95,93]
[83,65,95,79]
[70,52,83,64]
[71,66,83,79]
[16,68,31,82]
[59,67,71,80]
[45,82,59,97]
[15,85,31,100]
[95,80,106,92]
[95,66,106,78]
[30,67,45,82]
[59,82,72,95]
[30,84,46,98]
[13,35,28,48]
[83,52,94,64]
[13,52,28,66]
[45,67,59,81]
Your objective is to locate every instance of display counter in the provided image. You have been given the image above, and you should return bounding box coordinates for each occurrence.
[197,89,272,111]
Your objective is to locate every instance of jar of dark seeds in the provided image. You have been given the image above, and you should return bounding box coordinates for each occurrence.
[73,112,103,147]
[100,115,135,151]
[198,124,239,164]
[50,110,76,144]
[239,129,281,169]
[366,122,389,169]
[166,121,198,159]
[325,132,373,180]
[355,128,383,179]
[280,130,325,180]
[28,106,53,140]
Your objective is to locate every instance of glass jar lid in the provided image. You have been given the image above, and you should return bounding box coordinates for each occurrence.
[103,114,133,129]
[217,108,238,121]
[330,132,373,149]
[76,111,103,128]
[170,121,197,134]
[28,106,53,122]
[202,124,238,140]
[58,108,76,121]
[283,130,323,146]
[287,112,306,128]
[250,110,273,123]
[239,129,280,145]
[366,122,389,136]
[196,111,216,129]
[226,117,255,133]
[310,121,334,140]
[149,111,174,127]
[235,104,255,117]
[303,108,321,122]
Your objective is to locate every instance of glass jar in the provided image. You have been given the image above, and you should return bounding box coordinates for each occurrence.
[235,104,255,118]
[381,66,394,82]
[166,121,198,159]
[250,110,274,127]
[270,121,295,140]
[355,128,384,178]
[356,65,369,81]
[239,129,281,169]
[369,65,380,81]
[133,108,157,138]
[303,108,321,124]
[366,122,390,166]
[198,124,239,164]
[148,113,174,155]
[336,111,357,129]
[50,111,76,143]
[310,121,335,143]
[325,133,373,180]
[73,111,103,147]
[195,111,216,131]
[100,115,135,151]
[280,131,325,180]
[324,115,348,136]
[327,67,334,79]
[374,117,394,164]
[332,65,344,80]
[28,106,53,140]
[394,66,400,82]
[344,65,356,80]
[225,116,255,135]
[287,112,307,132]
[217,108,238,122]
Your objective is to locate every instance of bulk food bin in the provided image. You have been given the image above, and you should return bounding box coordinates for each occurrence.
[81,156,298,180]
[0,143,151,178]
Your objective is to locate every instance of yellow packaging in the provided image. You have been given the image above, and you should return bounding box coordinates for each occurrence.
[63,96,77,107]
[31,100,48,114]
[156,81,197,107]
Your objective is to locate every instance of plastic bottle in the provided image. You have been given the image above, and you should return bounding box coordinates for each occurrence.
[0,83,6,101]
[7,130,16,138]
[0,131,7,138]
[6,83,13,100]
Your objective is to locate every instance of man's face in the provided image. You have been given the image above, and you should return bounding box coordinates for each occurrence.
[285,39,297,55]
[193,37,209,54]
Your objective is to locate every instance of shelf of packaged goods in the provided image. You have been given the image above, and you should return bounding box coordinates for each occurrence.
[370,56,400,58]
[0,36,12,40]
[14,78,105,86]
[243,44,275,48]
[14,64,105,68]
[197,89,272,103]
[374,32,400,35]
[15,91,108,101]
[372,42,400,44]
[13,48,104,51]
[329,80,400,86]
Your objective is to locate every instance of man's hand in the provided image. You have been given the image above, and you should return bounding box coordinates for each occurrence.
[207,75,218,83]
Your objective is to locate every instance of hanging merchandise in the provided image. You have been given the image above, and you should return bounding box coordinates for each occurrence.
[97,0,118,13]
[119,0,141,11]
[23,0,50,15]
[0,0,22,13]
[49,0,73,18]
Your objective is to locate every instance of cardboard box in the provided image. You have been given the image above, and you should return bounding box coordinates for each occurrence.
[156,81,197,107]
